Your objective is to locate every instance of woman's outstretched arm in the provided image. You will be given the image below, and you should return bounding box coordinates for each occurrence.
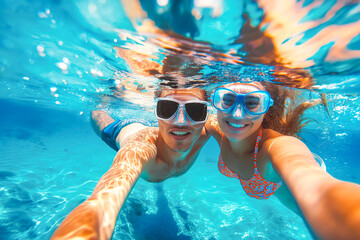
[267,136,360,240]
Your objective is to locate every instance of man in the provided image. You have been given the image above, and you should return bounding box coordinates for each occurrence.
[51,88,210,240]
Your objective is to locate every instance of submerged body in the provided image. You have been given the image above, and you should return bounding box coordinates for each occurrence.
[51,89,210,240]
[207,114,302,212]
[206,82,360,240]
[218,129,282,200]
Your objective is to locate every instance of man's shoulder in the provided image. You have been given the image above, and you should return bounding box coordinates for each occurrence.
[126,127,159,144]
[204,115,222,141]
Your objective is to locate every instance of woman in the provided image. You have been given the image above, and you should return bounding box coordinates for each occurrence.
[205,81,360,240]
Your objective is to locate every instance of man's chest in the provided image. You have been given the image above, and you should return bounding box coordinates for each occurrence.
[141,153,198,182]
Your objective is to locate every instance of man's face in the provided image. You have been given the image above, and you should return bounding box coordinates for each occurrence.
[157,93,206,153]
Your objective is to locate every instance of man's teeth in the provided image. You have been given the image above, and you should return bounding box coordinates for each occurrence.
[172,131,189,136]
[228,122,245,128]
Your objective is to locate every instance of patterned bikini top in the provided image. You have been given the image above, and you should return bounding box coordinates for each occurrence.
[218,129,282,200]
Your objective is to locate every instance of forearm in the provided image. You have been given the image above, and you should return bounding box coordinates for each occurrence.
[90,168,142,239]
[51,170,140,240]
[268,137,360,239]
[306,182,360,240]
[50,199,104,240]
[51,148,145,240]
[286,167,360,239]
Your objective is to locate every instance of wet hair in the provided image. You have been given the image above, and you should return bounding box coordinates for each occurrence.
[155,88,208,101]
[262,82,317,137]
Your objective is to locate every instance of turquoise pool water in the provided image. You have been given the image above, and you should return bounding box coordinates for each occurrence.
[1,0,360,239]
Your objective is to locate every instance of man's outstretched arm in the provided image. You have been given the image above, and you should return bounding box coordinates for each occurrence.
[51,134,157,240]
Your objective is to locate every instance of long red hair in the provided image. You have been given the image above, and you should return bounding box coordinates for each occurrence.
[262,82,319,137]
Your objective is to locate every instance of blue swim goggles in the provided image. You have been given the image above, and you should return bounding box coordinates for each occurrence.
[212,88,274,115]
[155,97,209,125]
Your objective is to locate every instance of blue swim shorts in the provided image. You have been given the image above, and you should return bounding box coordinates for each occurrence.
[101,119,153,151]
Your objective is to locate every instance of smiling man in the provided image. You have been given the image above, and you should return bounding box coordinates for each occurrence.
[51,88,210,240]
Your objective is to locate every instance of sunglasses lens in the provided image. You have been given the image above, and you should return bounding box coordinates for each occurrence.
[156,100,179,119]
[185,103,207,121]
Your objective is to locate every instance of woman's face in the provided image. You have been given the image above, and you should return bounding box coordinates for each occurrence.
[216,83,265,141]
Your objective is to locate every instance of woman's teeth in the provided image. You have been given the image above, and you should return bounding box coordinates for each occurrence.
[171,131,189,136]
[228,122,245,128]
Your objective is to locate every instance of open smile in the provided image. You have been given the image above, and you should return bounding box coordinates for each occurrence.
[225,121,248,131]
[170,130,191,140]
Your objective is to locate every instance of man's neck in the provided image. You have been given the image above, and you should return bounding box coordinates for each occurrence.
[156,135,193,164]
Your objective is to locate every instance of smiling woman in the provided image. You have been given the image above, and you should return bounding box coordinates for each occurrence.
[213,83,269,141]
[205,81,360,240]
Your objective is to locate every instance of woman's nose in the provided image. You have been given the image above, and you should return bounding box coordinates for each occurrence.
[231,103,245,119]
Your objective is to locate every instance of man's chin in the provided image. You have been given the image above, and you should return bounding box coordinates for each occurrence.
[169,143,191,153]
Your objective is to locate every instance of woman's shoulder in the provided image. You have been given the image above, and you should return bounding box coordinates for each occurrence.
[262,129,301,142]
[261,128,313,168]
[261,129,308,152]
[262,128,282,139]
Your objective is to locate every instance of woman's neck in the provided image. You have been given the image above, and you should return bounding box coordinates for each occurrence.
[227,128,261,156]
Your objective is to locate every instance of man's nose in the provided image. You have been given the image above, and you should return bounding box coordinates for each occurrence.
[175,107,187,125]
[232,103,245,119]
